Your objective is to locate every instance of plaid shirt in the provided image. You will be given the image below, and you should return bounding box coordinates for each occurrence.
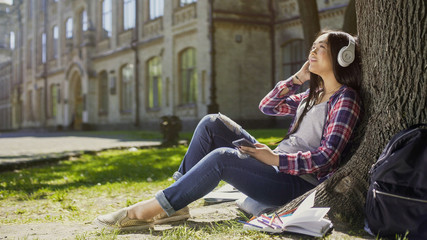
[259,77,362,181]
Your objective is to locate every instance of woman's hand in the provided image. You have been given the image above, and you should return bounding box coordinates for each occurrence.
[239,143,280,166]
[294,60,311,84]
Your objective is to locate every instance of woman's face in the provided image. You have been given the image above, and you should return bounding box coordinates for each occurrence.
[308,33,333,77]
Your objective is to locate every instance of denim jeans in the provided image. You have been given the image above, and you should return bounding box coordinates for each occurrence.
[155,113,315,216]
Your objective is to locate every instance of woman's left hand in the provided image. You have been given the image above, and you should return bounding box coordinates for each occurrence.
[239,143,280,166]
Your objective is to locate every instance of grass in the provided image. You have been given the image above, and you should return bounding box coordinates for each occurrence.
[1,128,386,239]
[0,146,187,223]
[0,129,286,239]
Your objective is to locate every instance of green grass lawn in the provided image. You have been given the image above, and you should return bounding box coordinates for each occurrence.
[0,129,289,239]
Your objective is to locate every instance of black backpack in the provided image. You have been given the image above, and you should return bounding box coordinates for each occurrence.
[364,124,427,239]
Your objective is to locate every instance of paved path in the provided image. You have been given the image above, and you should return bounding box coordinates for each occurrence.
[0,131,161,171]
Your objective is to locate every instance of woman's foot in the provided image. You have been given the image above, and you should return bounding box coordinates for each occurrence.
[93,208,153,231]
[128,199,191,225]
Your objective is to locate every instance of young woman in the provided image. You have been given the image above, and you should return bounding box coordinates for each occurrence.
[94,30,362,231]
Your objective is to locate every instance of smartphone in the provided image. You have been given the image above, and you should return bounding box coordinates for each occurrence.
[232,138,256,148]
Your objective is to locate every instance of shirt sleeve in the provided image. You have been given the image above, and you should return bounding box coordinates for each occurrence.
[277,88,362,179]
[259,77,306,116]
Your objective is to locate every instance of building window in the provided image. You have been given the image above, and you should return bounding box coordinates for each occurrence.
[179,48,197,105]
[41,33,46,63]
[52,26,58,59]
[65,17,73,39]
[120,64,133,113]
[180,0,197,7]
[149,0,164,20]
[281,39,305,82]
[50,84,57,118]
[9,32,15,50]
[98,71,109,115]
[81,10,88,32]
[147,57,162,109]
[102,0,112,38]
[123,0,135,30]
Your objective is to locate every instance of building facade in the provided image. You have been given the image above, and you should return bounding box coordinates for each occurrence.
[1,0,351,131]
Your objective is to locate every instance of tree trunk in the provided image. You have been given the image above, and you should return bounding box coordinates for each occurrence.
[278,0,427,226]
[297,0,321,52]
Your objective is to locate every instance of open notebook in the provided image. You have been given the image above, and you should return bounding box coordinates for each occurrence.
[241,191,333,237]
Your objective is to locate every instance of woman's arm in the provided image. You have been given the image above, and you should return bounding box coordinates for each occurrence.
[259,77,306,116]
[259,61,310,116]
[276,88,362,178]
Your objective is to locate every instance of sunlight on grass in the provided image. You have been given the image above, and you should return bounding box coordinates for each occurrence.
[0,146,187,224]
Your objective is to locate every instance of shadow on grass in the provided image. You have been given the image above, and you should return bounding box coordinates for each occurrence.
[0,146,187,199]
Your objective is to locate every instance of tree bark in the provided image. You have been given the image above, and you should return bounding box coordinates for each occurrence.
[278,0,427,226]
[297,0,321,52]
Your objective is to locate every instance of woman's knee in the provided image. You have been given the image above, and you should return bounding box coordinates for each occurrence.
[206,147,250,164]
[198,113,242,135]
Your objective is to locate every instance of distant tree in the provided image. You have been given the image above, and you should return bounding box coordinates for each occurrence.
[342,0,357,34]
[279,0,427,225]
[297,0,320,51]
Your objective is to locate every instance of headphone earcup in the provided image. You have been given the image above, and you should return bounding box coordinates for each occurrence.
[338,42,355,67]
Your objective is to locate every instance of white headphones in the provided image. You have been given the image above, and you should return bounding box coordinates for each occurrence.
[337,34,356,67]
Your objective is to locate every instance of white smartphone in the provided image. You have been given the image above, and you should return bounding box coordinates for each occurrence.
[232,138,256,148]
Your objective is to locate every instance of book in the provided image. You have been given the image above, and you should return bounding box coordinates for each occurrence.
[203,184,247,203]
[241,191,333,237]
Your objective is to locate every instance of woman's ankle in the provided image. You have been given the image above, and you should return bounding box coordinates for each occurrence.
[127,199,164,220]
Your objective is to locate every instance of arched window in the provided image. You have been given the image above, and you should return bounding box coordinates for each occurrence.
[147,57,162,109]
[281,39,305,81]
[99,71,109,115]
[65,17,73,39]
[120,64,133,113]
[102,0,112,38]
[179,48,197,105]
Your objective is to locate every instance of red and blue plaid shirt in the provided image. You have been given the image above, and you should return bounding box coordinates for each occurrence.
[259,77,362,181]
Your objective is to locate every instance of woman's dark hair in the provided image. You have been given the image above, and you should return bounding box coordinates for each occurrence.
[285,30,362,137]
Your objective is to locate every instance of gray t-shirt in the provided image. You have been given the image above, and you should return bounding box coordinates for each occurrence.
[273,98,328,185]
[276,99,328,154]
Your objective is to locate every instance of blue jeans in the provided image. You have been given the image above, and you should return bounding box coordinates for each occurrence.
[155,113,315,216]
